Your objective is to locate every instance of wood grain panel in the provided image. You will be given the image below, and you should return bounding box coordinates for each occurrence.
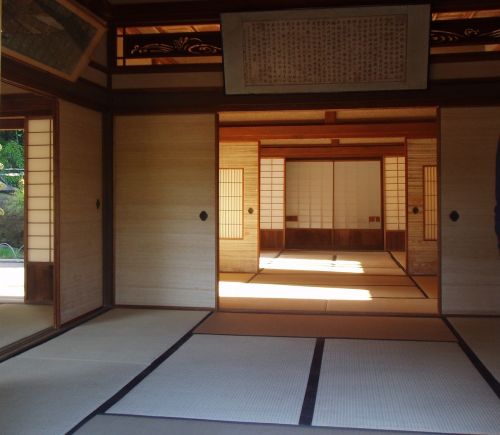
[260,230,284,250]
[386,230,406,251]
[441,106,500,315]
[407,138,438,275]
[115,114,216,308]
[25,262,53,304]
[333,229,384,250]
[285,229,333,250]
[219,141,259,273]
[59,100,103,325]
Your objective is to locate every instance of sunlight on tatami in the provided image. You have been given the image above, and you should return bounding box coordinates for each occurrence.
[259,257,364,273]
[219,281,372,301]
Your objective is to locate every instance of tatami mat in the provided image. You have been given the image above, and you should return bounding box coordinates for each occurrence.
[219,273,255,282]
[449,317,500,382]
[108,335,315,424]
[0,304,53,349]
[391,251,406,269]
[0,308,208,435]
[76,414,462,435]
[313,339,500,434]
[22,308,208,364]
[247,277,423,298]
[413,275,439,299]
[219,297,438,315]
[0,356,144,435]
[195,312,456,341]
[253,272,414,286]
[326,298,438,315]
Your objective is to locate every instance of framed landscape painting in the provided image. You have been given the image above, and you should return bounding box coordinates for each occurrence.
[2,0,106,81]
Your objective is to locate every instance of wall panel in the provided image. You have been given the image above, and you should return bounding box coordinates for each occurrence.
[115,114,216,307]
[219,141,259,273]
[407,138,438,275]
[441,107,500,315]
[59,101,103,324]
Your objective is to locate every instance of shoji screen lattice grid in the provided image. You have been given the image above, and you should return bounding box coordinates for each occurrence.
[384,156,406,231]
[219,168,244,239]
[26,118,54,262]
[424,165,438,240]
[260,158,284,230]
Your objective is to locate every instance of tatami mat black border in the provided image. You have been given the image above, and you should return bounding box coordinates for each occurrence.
[443,317,500,399]
[66,311,214,434]
[299,337,325,425]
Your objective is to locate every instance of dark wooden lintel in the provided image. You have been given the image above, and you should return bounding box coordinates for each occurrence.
[110,0,500,24]
[260,144,405,158]
[2,56,109,112]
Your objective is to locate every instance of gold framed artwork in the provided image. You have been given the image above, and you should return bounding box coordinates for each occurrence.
[2,0,106,82]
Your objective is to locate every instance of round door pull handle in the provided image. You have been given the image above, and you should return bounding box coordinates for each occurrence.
[199,211,208,221]
[248,207,254,214]
[450,210,460,222]
[412,206,419,214]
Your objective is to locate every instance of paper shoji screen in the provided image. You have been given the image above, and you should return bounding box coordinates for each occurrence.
[219,168,243,239]
[26,118,54,262]
[334,160,381,229]
[384,156,406,231]
[260,158,284,230]
[286,161,333,229]
[424,165,438,240]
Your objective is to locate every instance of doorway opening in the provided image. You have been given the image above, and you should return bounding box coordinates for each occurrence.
[0,82,55,353]
[217,107,439,315]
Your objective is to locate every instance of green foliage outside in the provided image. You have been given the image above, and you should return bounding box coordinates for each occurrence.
[0,130,25,258]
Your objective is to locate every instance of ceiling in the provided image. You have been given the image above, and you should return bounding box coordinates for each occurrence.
[108,0,201,3]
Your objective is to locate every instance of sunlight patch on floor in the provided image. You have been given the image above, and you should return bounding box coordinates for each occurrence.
[0,265,25,299]
[219,281,372,301]
[260,257,365,274]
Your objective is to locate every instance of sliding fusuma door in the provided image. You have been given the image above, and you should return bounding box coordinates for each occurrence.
[115,114,216,308]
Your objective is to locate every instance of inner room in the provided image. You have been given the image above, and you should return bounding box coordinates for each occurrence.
[218,107,439,315]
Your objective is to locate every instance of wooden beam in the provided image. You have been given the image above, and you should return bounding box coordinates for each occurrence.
[0,94,56,117]
[112,80,500,114]
[220,122,437,141]
[260,144,405,158]
[0,118,25,130]
[2,56,109,112]
[111,0,500,24]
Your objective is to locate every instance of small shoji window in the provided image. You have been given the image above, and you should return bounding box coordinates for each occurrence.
[260,158,284,230]
[26,118,54,263]
[424,165,438,240]
[219,168,243,239]
[384,156,406,231]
